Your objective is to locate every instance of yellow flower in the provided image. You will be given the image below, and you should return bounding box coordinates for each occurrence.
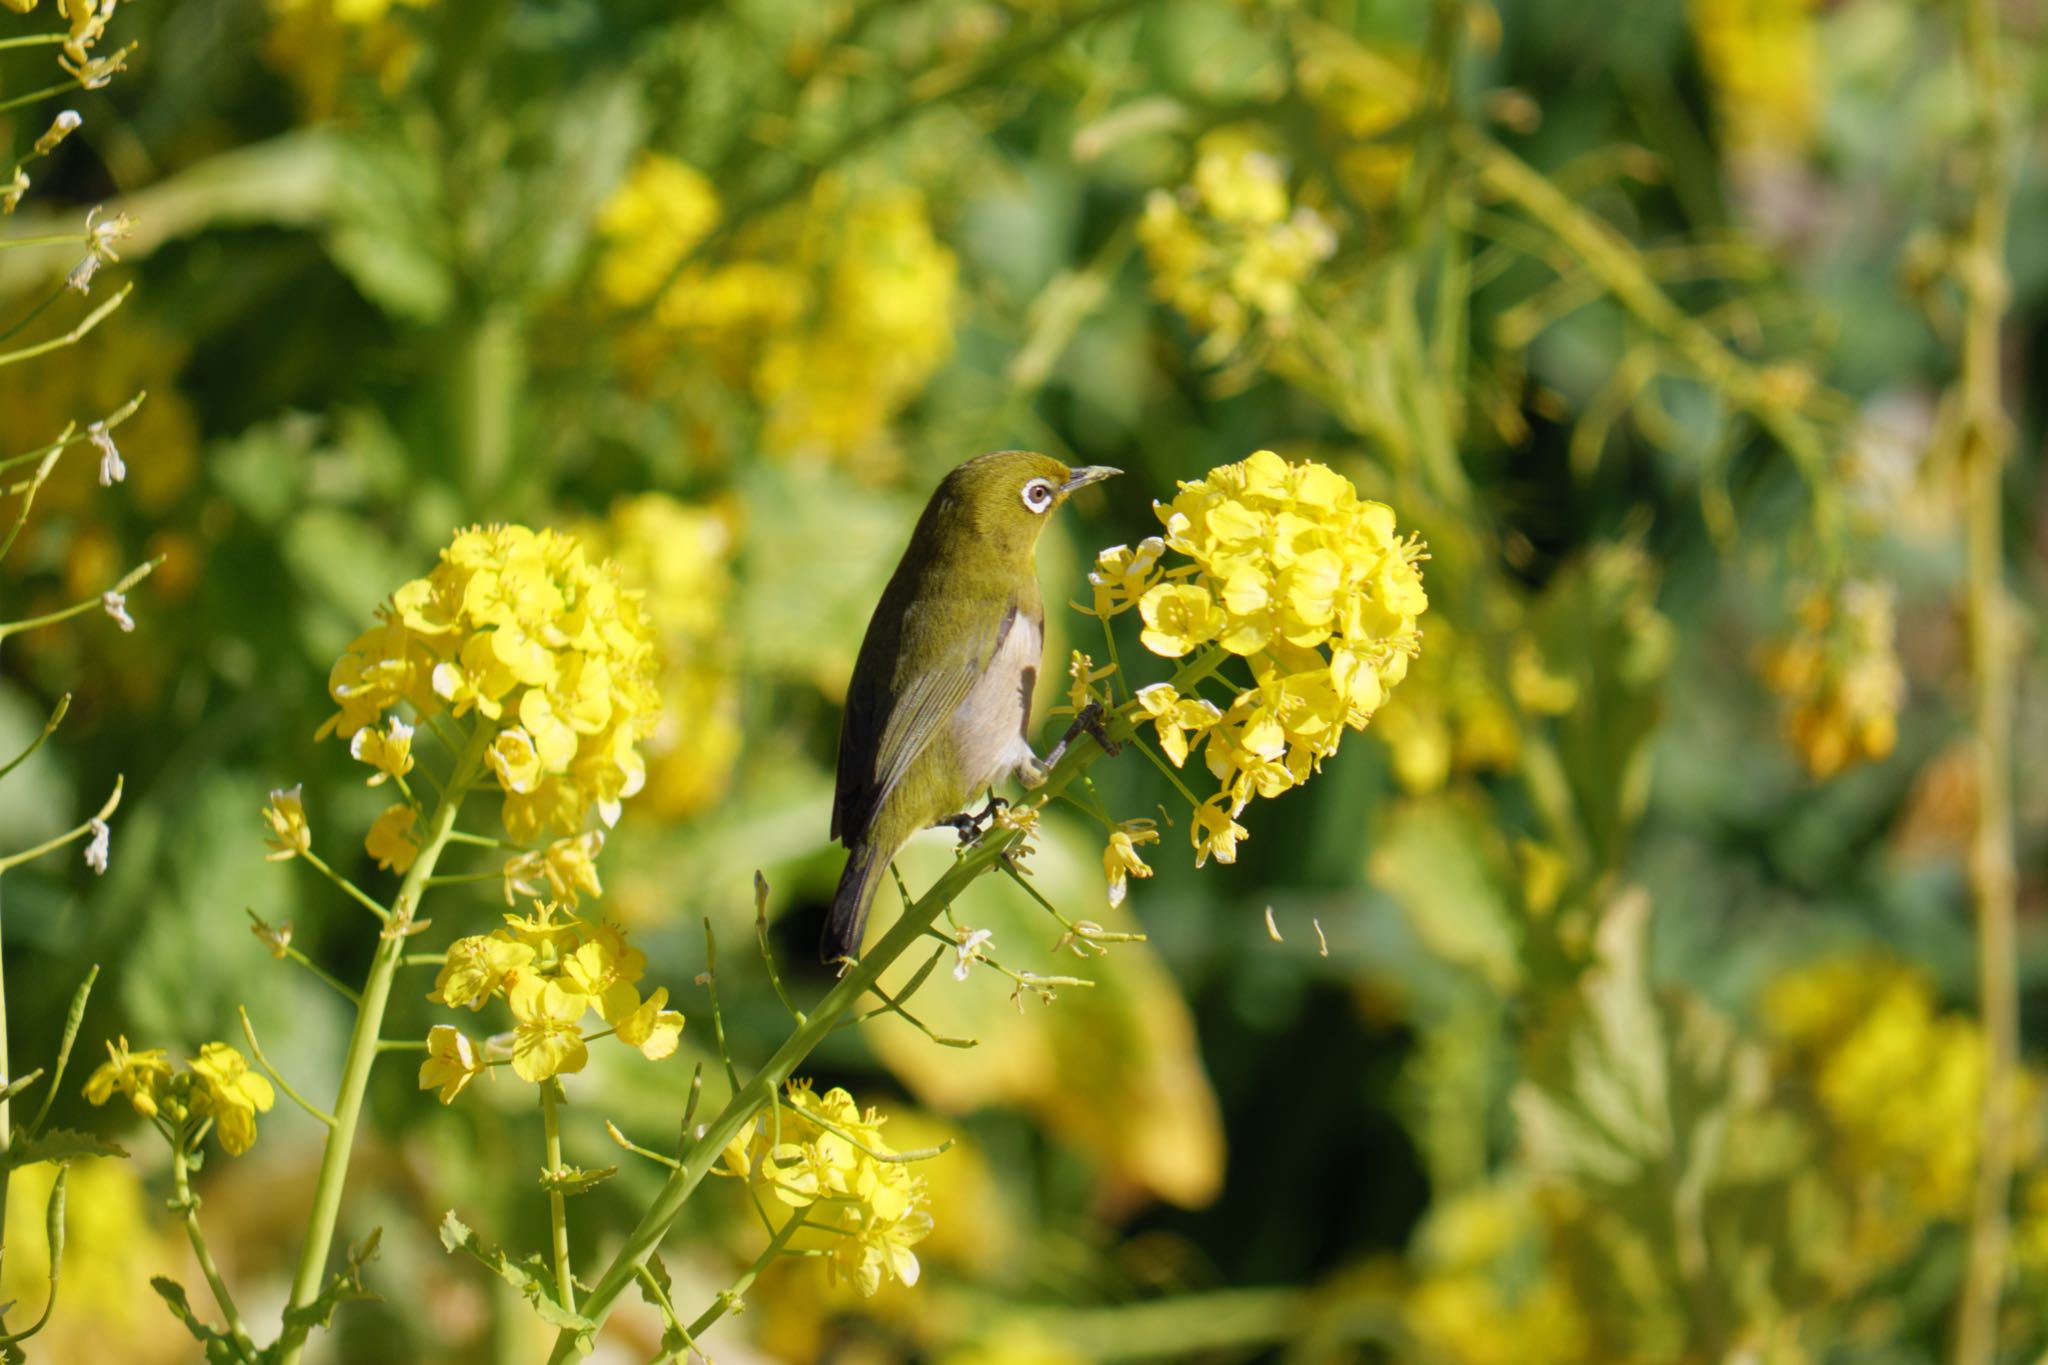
[261,785,311,861]
[348,715,414,786]
[595,152,721,308]
[501,900,588,961]
[1761,578,1902,778]
[430,932,537,1010]
[187,1043,275,1157]
[1063,650,1117,715]
[1087,537,1167,618]
[1102,821,1158,909]
[502,831,606,907]
[81,1036,172,1118]
[1191,797,1247,868]
[507,978,590,1083]
[364,803,420,874]
[1132,683,1223,768]
[1689,0,1819,158]
[613,986,685,1061]
[1138,582,1224,658]
[320,524,662,854]
[560,922,647,1023]
[736,1081,936,1297]
[418,1025,486,1104]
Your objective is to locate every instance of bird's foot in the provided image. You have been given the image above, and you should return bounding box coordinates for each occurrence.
[936,794,1009,847]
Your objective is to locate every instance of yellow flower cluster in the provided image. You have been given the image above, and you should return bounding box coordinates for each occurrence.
[720,1080,935,1297]
[83,1038,276,1156]
[1759,578,1903,779]
[1689,0,1820,159]
[262,0,432,116]
[1138,128,1337,359]
[1400,1182,1589,1365]
[1094,451,1427,866]
[1295,35,1421,205]
[1373,621,1566,795]
[421,902,682,1098]
[1762,953,2040,1260]
[321,523,661,852]
[596,158,956,471]
[583,493,742,819]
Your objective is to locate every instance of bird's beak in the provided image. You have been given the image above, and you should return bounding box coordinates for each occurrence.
[1060,465,1122,493]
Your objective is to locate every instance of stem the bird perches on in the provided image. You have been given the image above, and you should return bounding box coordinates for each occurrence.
[544,646,1227,1361]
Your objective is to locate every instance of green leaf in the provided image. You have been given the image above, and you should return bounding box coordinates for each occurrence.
[539,1164,617,1197]
[4,1128,127,1170]
[439,1211,594,1336]
[150,1277,250,1365]
[1370,795,1525,992]
[279,1228,381,1337]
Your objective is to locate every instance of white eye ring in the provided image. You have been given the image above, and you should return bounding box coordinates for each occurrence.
[1020,477,1055,512]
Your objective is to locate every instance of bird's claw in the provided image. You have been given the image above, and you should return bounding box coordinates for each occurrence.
[938,795,1009,847]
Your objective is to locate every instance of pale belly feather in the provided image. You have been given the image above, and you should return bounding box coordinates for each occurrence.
[949,612,1041,795]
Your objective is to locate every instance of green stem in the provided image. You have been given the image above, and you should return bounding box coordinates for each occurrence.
[172,1144,259,1364]
[681,1211,808,1342]
[544,651,1214,1362]
[541,1080,574,1313]
[0,556,158,646]
[0,775,122,876]
[0,282,130,370]
[1951,0,2017,1357]
[275,724,490,1365]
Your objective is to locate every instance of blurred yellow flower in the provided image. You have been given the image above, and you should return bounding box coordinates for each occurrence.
[81,1035,172,1118]
[418,1025,486,1104]
[1690,0,1820,158]
[187,1043,276,1156]
[1760,578,1903,779]
[365,802,420,873]
[1401,1182,1589,1365]
[595,152,721,308]
[1373,619,1521,795]
[502,831,606,907]
[584,493,743,821]
[1139,129,1337,359]
[263,0,431,116]
[261,784,311,861]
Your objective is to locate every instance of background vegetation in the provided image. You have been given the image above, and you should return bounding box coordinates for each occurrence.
[2,0,2046,1360]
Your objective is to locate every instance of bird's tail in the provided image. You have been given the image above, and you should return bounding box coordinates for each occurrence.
[823,844,885,964]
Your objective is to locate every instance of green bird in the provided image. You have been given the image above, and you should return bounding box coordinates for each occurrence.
[825,450,1122,963]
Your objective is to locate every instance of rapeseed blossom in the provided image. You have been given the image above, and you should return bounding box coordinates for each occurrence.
[724,1080,936,1297]
[1760,578,1903,778]
[83,1040,276,1156]
[1138,128,1337,359]
[317,524,661,882]
[419,904,682,1098]
[1090,451,1426,867]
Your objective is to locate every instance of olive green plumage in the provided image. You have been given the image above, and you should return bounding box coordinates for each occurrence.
[825,450,1120,962]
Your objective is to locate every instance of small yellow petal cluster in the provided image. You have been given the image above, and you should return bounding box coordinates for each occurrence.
[1762,953,2041,1262]
[599,168,956,472]
[1138,128,1337,360]
[1295,36,1421,205]
[261,784,311,861]
[1102,819,1158,909]
[349,715,414,786]
[1097,451,1426,865]
[320,524,660,862]
[1371,619,1527,795]
[421,904,681,1098]
[723,1081,935,1298]
[594,153,721,309]
[583,494,742,820]
[1401,1181,1590,1365]
[1689,0,1820,159]
[1759,578,1903,779]
[502,831,606,908]
[261,0,432,119]
[83,1039,275,1156]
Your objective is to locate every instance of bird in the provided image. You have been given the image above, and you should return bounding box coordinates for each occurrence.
[824,450,1121,964]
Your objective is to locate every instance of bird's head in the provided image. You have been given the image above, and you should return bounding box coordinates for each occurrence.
[933,450,1121,560]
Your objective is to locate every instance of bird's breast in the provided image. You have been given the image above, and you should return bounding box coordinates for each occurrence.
[949,610,1042,792]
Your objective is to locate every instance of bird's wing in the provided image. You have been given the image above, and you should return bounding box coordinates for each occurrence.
[833,592,1017,846]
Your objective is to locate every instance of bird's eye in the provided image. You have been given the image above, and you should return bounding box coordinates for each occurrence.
[1020,477,1055,512]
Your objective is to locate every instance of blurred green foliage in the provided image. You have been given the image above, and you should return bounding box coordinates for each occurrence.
[2,0,2047,1360]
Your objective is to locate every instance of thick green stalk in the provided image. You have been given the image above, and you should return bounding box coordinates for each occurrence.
[276,725,489,1363]
[541,1082,573,1313]
[1951,0,2016,1357]
[538,653,1229,1362]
